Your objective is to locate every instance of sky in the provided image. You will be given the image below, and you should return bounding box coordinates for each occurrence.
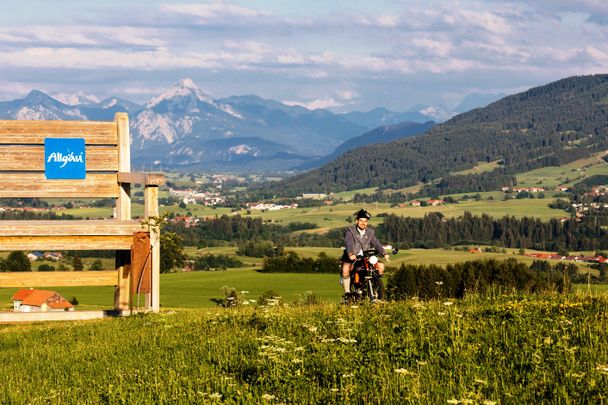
[1,0,607,112]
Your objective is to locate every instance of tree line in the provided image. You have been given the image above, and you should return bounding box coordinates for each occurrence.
[165,215,342,248]
[387,258,575,300]
[379,211,608,250]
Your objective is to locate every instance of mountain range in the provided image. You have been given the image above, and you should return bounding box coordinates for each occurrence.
[0,79,503,172]
[269,74,608,195]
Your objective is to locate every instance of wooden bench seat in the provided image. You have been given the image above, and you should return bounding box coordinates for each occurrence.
[0,113,164,315]
[0,220,144,250]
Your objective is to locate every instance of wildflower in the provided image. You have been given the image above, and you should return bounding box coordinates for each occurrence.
[569,372,585,379]
[342,373,354,378]
[241,290,250,294]
[262,394,276,401]
[482,401,498,405]
[544,337,554,346]
[435,281,444,286]
[438,312,446,316]
[350,305,359,309]
[337,337,357,343]
[394,368,410,375]
[209,393,222,400]
[443,301,453,306]
[596,364,608,373]
[308,326,318,333]
[330,388,340,393]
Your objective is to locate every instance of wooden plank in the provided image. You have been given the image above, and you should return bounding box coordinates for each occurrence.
[116,113,131,221]
[0,146,118,171]
[0,270,118,287]
[0,220,143,236]
[0,173,119,198]
[145,186,161,313]
[0,235,134,250]
[0,121,117,145]
[118,172,166,186]
[0,310,131,324]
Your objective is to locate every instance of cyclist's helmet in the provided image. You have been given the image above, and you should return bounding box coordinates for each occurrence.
[355,209,371,219]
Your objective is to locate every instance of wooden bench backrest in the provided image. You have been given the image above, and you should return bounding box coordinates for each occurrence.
[0,114,129,199]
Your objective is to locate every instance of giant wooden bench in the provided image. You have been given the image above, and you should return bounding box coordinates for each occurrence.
[0,113,164,320]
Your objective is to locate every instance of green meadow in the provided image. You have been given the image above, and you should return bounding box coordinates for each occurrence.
[1,295,606,403]
[2,247,603,311]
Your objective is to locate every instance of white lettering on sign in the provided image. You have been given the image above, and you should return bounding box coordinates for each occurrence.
[46,152,85,168]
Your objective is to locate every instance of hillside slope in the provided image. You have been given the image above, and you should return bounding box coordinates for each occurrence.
[271,74,608,194]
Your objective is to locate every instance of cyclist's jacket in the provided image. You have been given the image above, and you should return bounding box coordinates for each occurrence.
[342,225,386,261]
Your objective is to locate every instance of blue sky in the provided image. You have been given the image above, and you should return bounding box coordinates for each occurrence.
[1,0,607,112]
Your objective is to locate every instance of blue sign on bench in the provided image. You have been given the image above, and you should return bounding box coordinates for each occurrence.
[44,138,86,179]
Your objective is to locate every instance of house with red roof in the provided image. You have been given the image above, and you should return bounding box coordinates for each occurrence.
[12,289,74,312]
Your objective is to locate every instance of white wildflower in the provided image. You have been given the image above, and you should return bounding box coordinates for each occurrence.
[262,393,276,401]
[596,364,608,373]
[443,301,453,306]
[209,393,222,400]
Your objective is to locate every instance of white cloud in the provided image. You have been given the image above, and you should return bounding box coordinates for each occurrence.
[0,26,165,47]
[161,2,270,21]
[411,38,453,57]
[283,90,358,110]
[458,10,512,34]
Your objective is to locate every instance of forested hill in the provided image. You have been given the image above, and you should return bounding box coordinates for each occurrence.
[269,74,608,195]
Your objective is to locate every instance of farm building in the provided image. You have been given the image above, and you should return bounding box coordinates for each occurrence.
[12,289,74,313]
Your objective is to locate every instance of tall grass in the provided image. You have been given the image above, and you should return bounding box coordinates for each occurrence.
[1,294,606,403]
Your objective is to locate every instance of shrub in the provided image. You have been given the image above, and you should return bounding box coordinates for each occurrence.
[38,264,55,272]
[89,259,104,271]
[258,289,283,307]
[210,286,241,308]
[292,291,318,306]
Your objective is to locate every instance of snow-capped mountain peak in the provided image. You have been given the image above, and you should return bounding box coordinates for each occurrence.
[52,91,100,106]
[102,98,119,108]
[146,78,214,108]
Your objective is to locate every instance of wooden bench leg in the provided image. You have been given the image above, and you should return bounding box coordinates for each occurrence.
[114,250,131,311]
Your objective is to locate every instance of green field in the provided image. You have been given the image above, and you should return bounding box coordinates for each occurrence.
[452,160,502,175]
[2,246,603,311]
[515,152,608,188]
[1,295,606,403]
[234,199,567,233]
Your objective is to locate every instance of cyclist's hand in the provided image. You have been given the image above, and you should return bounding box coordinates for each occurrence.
[384,254,390,263]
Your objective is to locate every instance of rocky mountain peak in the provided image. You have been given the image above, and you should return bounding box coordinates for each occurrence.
[146,78,214,109]
[52,91,100,106]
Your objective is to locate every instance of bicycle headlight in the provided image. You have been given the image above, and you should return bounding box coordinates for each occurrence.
[369,255,378,265]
